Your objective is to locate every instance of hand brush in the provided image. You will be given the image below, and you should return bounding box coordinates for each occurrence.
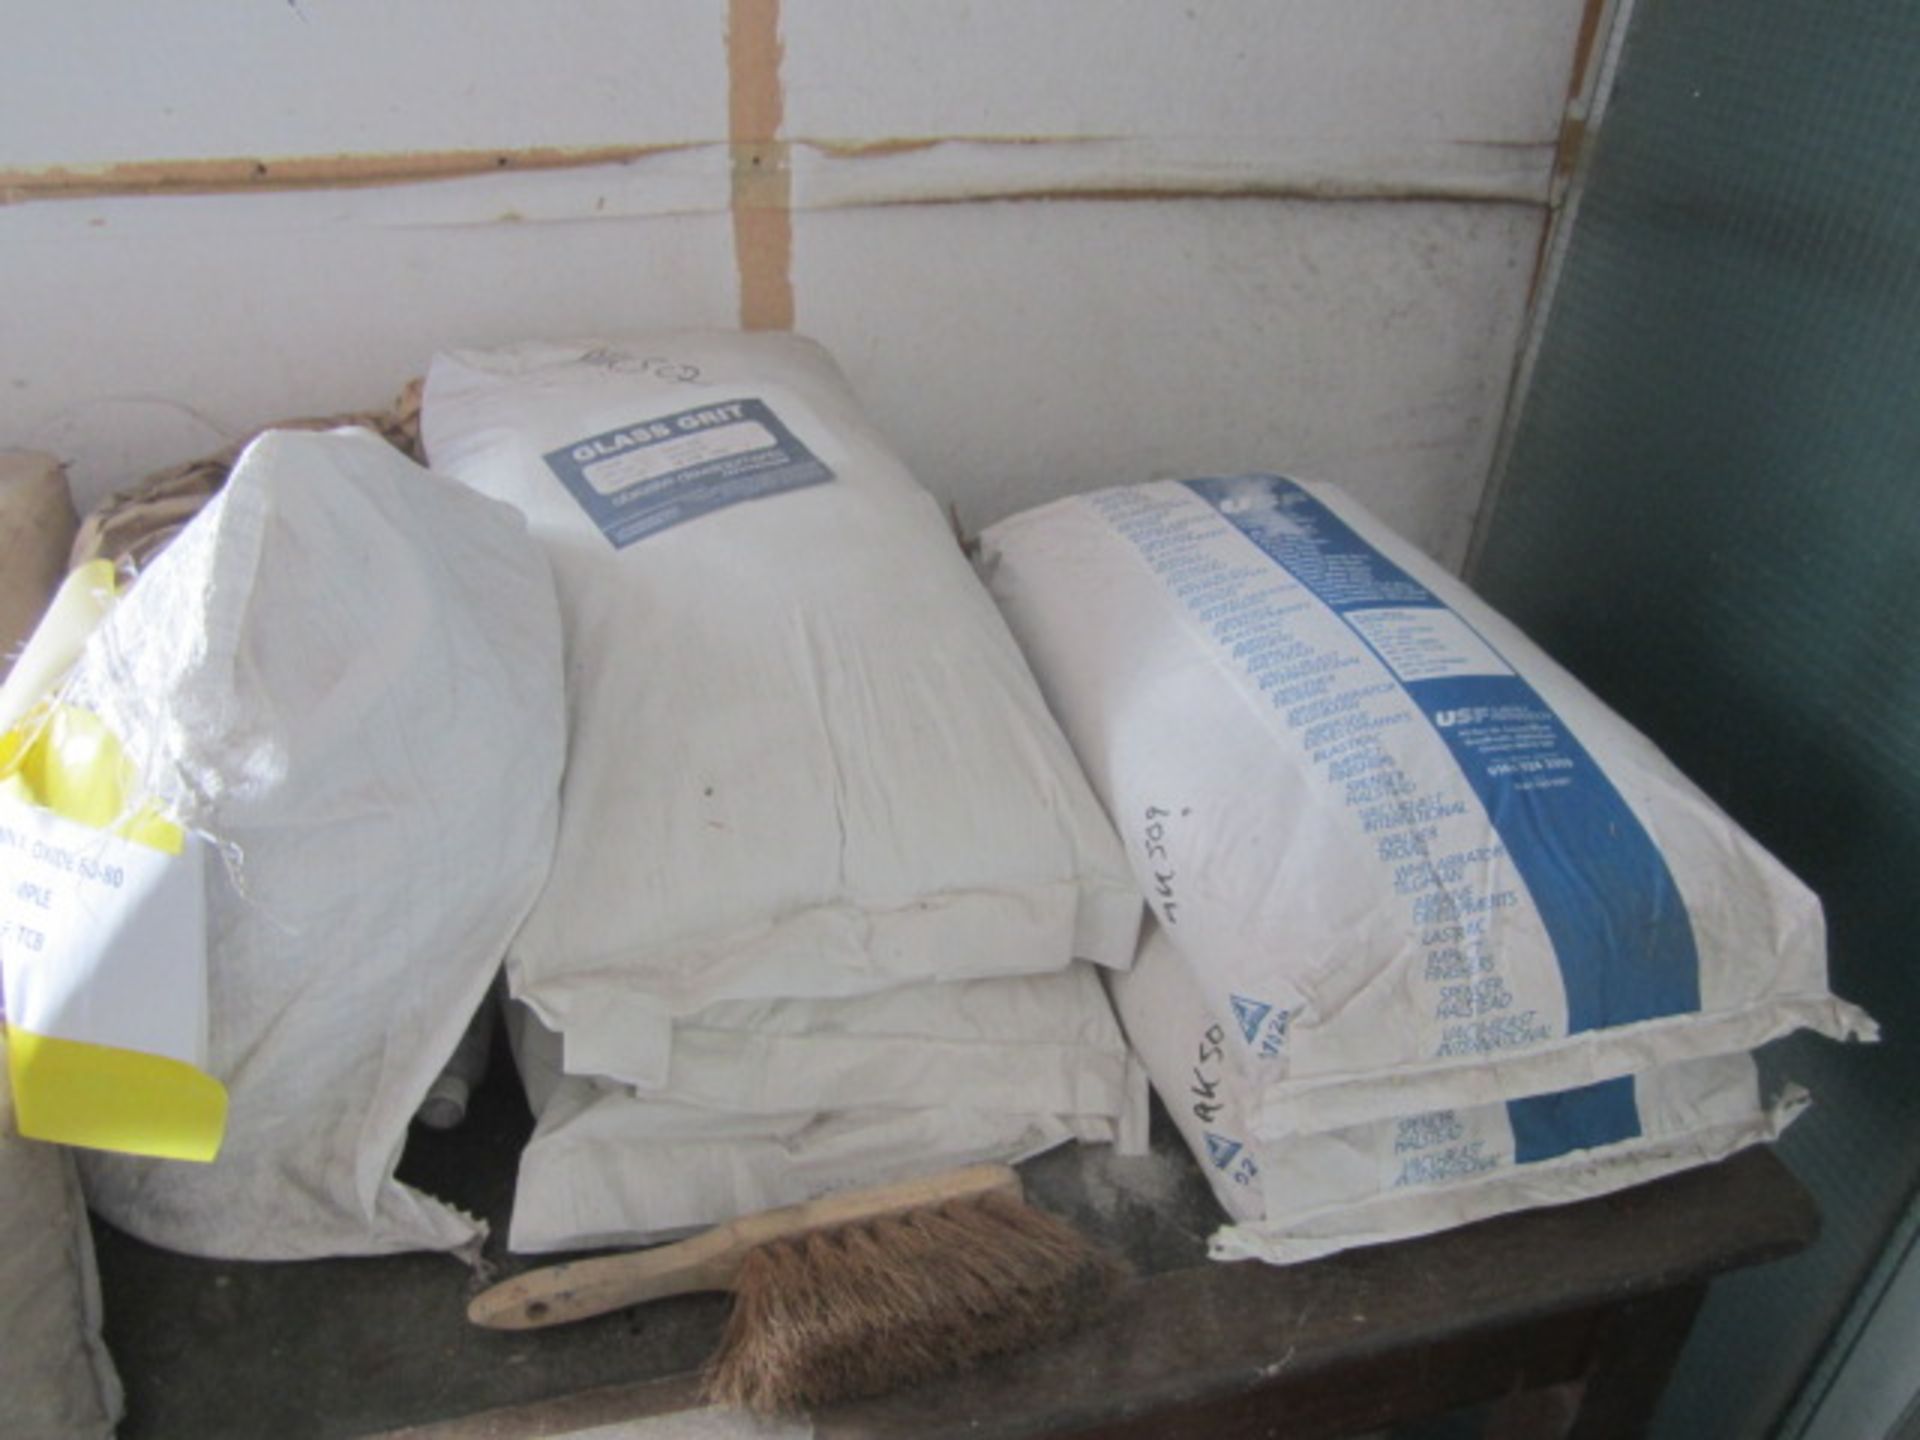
[467,1162,1126,1414]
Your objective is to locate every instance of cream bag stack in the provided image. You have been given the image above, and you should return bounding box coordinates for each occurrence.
[980,475,1873,1256]
[506,967,1143,1252]
[1112,925,1804,1263]
[422,335,1144,1248]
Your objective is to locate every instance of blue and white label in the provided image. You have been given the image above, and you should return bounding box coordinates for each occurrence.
[1084,476,1705,1070]
[1183,475,1701,1038]
[1342,608,1513,684]
[544,397,832,548]
[1384,1078,1645,1189]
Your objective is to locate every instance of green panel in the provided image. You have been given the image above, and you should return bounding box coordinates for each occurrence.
[1470,1,1920,1436]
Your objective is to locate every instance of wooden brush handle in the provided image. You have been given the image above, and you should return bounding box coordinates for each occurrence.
[468,1162,1023,1331]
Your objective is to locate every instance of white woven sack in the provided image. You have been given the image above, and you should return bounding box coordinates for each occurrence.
[422,334,1140,1090]
[73,429,565,1258]
[983,476,1872,1138]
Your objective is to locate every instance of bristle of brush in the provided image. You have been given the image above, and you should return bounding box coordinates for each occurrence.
[704,1189,1126,1415]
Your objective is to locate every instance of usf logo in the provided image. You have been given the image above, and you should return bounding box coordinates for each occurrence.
[1205,1132,1244,1170]
[1231,993,1291,1059]
[1205,1131,1261,1189]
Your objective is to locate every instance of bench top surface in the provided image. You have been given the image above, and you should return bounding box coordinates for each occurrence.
[95,1064,1818,1440]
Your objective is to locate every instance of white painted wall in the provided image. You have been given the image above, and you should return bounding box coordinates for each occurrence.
[1,4,728,163]
[0,1,1598,567]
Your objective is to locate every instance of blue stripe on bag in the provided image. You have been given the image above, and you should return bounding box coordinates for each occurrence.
[1187,475,1701,1032]
[1507,1077,1643,1163]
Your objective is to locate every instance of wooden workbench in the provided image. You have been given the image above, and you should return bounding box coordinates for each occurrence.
[95,1059,1817,1440]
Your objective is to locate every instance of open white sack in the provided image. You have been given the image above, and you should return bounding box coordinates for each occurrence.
[72,428,566,1259]
[505,964,1147,1252]
[512,963,1138,1121]
[982,476,1872,1138]
[422,334,1140,1091]
[1111,924,1804,1264]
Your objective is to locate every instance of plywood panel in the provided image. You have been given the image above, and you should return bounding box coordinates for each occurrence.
[783,2,1582,145]
[0,3,726,168]
[783,0,1588,203]
[1,164,738,506]
[4,1,1592,207]
[794,198,1541,566]
[0,0,1597,555]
